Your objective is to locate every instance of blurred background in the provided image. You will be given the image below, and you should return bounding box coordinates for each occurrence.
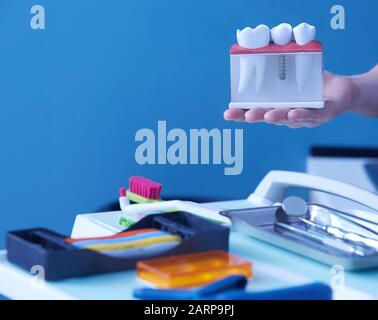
[0,0,377,247]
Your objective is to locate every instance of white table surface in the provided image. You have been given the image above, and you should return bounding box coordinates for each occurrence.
[1,230,377,300]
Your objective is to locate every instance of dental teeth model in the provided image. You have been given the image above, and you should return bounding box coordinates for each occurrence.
[229,23,324,109]
[236,25,270,93]
[293,23,316,93]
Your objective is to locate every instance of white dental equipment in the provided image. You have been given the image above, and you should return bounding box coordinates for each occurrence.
[307,147,378,217]
[72,171,378,270]
[229,23,324,109]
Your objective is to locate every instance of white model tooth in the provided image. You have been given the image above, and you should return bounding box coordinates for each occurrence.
[293,23,316,93]
[238,55,267,93]
[271,23,292,46]
[237,25,270,93]
[237,25,271,49]
[293,23,316,45]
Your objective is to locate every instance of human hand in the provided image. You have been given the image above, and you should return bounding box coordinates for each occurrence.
[224,71,358,128]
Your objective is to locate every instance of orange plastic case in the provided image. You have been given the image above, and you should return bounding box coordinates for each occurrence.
[136,250,252,289]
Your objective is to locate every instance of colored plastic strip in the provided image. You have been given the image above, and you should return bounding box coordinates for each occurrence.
[102,242,179,258]
[86,235,182,252]
[71,231,167,248]
[65,228,159,244]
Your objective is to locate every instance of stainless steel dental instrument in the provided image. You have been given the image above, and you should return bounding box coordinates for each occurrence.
[275,222,367,256]
[300,218,378,251]
[282,197,378,250]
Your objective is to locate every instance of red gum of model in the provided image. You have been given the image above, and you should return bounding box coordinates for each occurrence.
[230,40,323,55]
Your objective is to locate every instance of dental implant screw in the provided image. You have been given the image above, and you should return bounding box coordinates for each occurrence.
[278,55,287,81]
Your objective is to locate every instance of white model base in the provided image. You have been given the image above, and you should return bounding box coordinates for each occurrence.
[229,101,324,109]
[230,52,324,110]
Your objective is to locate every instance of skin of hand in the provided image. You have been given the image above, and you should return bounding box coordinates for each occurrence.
[224,71,363,129]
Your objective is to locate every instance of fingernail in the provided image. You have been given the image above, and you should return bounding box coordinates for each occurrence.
[264,113,275,123]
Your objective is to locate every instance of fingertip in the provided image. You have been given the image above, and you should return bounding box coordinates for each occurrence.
[245,108,267,123]
[263,110,277,123]
[287,109,299,121]
[264,109,290,123]
[287,109,309,122]
[223,109,233,120]
[224,108,246,121]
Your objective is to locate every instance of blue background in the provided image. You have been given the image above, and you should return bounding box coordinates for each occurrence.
[0,0,377,248]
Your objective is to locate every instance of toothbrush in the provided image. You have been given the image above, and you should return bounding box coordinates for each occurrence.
[118,177,163,227]
[119,187,130,211]
[127,176,163,204]
[119,187,139,227]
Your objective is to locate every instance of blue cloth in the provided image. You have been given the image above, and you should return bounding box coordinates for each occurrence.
[134,275,333,300]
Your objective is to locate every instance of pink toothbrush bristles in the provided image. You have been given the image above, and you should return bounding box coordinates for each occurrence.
[119,187,127,197]
[129,176,162,200]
